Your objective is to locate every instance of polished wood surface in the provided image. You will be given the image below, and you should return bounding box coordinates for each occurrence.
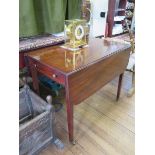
[68,51,129,105]
[117,73,124,101]
[26,38,130,74]
[26,38,131,143]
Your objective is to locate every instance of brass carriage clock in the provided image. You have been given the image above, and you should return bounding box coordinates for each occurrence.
[64,19,88,49]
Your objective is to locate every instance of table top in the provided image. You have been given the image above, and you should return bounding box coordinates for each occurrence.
[27,38,131,74]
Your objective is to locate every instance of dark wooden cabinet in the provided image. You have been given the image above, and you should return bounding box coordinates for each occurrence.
[107,0,127,37]
[107,0,135,37]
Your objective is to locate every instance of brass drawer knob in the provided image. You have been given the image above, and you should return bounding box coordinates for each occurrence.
[52,74,57,78]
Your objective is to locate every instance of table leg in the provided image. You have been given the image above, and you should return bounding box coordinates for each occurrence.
[30,64,40,94]
[65,86,75,144]
[116,73,124,101]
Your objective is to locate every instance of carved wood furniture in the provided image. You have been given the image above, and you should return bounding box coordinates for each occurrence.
[19,85,64,155]
[25,38,131,144]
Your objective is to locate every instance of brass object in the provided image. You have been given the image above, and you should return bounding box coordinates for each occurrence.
[65,50,86,70]
[52,74,56,78]
[64,19,88,49]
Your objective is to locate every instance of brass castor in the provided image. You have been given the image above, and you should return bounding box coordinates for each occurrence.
[71,140,76,145]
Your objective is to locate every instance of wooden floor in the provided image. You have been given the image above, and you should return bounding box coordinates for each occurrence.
[40,71,135,155]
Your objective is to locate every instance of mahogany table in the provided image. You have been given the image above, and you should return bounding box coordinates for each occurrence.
[26,38,131,144]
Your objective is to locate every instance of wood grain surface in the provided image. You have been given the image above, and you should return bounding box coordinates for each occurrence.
[68,50,130,105]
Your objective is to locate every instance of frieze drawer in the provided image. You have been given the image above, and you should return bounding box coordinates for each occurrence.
[34,62,65,86]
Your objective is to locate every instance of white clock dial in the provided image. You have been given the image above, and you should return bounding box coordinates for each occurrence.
[75,25,84,40]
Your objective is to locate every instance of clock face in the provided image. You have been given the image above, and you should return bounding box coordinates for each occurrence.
[75,25,84,40]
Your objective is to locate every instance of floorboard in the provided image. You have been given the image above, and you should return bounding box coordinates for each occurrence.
[39,71,135,155]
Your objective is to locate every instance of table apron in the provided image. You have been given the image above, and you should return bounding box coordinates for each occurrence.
[28,58,66,86]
